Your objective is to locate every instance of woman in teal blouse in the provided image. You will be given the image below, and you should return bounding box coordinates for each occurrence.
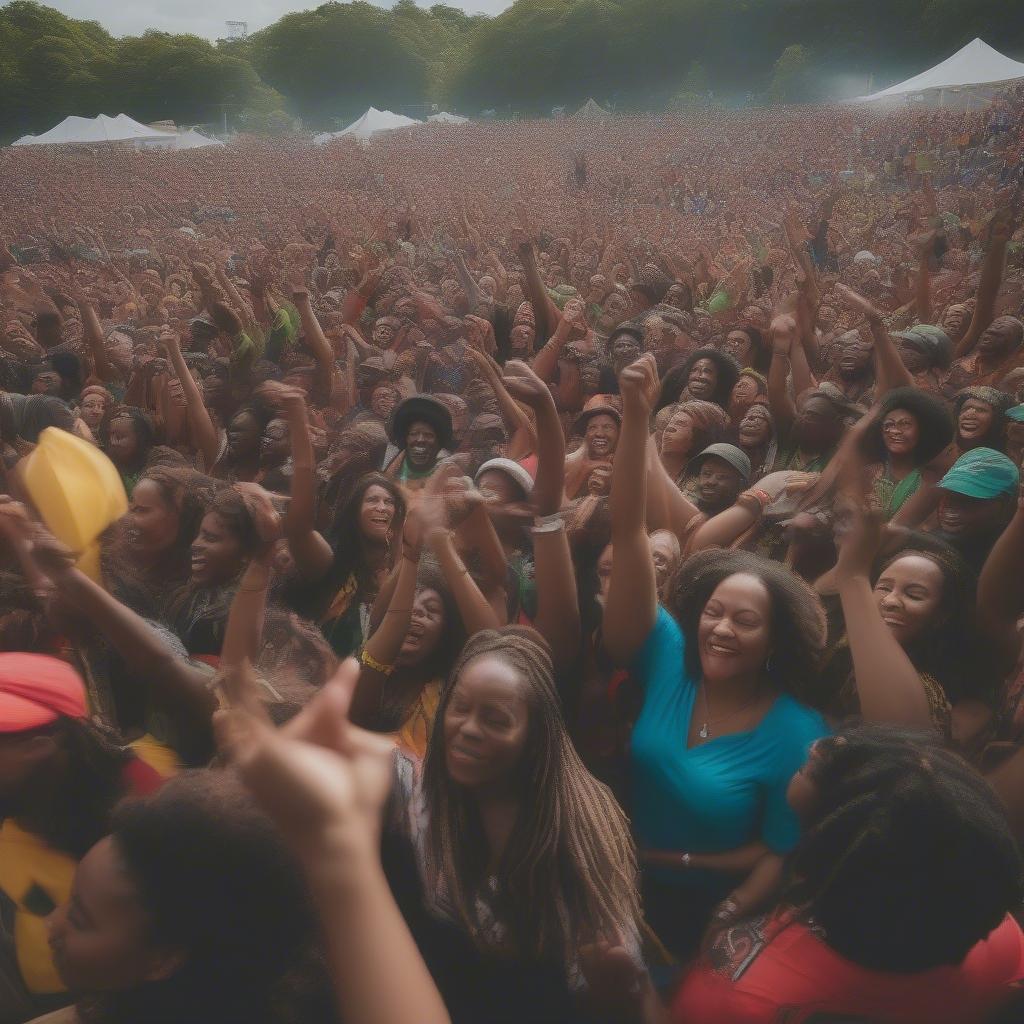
[605,354,830,958]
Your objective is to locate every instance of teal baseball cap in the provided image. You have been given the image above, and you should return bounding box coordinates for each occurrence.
[1006,404,1024,423]
[938,447,1019,499]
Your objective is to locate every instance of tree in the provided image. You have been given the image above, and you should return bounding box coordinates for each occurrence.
[670,59,710,109]
[246,3,431,126]
[768,44,817,104]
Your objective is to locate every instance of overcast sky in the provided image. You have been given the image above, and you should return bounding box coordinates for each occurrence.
[39,1,513,39]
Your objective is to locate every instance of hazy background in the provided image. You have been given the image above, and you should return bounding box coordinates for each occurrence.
[45,1,513,40]
[2,0,1022,142]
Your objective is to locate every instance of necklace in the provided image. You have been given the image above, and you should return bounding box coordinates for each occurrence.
[698,680,762,739]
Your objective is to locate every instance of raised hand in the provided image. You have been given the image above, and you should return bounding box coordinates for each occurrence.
[618,353,659,414]
[502,359,552,409]
[216,658,396,863]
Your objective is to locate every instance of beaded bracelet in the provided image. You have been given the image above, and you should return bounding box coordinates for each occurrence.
[360,649,395,676]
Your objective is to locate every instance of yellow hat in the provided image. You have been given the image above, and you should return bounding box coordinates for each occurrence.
[19,427,127,581]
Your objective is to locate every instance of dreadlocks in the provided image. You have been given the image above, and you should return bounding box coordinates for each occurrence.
[422,626,640,967]
[785,725,1022,973]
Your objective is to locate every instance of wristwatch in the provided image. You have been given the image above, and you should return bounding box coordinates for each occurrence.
[680,852,692,868]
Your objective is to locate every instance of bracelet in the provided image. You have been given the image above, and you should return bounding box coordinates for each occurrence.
[532,512,565,534]
[360,649,395,676]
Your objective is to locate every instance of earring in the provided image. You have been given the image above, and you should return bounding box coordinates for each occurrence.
[765,654,773,673]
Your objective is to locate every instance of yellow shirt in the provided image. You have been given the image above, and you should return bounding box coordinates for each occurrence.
[0,821,74,994]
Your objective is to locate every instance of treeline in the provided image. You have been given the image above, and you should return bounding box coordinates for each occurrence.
[2,0,1024,141]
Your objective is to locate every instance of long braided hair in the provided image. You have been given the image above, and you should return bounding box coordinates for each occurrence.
[784,725,1022,973]
[422,627,640,966]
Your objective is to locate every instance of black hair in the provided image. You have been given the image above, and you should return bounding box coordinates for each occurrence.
[102,406,156,464]
[206,486,263,558]
[859,387,955,467]
[873,544,989,704]
[732,325,771,374]
[88,770,334,1024]
[4,716,131,859]
[656,347,740,411]
[785,725,1022,973]
[666,548,826,704]
[287,472,406,622]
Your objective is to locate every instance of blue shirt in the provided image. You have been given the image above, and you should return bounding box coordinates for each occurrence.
[630,608,828,886]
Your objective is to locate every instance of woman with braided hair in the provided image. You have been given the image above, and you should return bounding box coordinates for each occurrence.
[389,626,641,1023]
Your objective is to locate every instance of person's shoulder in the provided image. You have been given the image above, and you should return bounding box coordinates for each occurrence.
[761,694,830,748]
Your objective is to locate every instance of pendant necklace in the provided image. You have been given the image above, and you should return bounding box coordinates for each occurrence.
[699,680,761,740]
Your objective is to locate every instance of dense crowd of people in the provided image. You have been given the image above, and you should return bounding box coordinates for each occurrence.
[2,86,1024,1022]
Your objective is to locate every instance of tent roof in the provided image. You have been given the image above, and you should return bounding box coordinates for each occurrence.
[857,38,1024,101]
[428,111,469,124]
[173,129,224,150]
[315,107,423,144]
[575,98,611,117]
[12,113,172,145]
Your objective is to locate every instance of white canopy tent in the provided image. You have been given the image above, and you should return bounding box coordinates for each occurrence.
[12,113,174,147]
[575,98,611,118]
[314,107,423,145]
[856,38,1024,103]
[172,129,224,150]
[428,111,469,124]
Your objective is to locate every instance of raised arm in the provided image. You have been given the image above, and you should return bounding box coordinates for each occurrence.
[516,235,556,342]
[977,495,1024,678]
[350,512,424,729]
[275,385,334,582]
[219,660,451,1024]
[292,288,337,400]
[767,313,798,433]
[603,355,659,666]
[835,503,934,729]
[452,250,481,313]
[954,210,1013,359]
[29,529,216,752]
[161,329,220,469]
[74,287,118,383]
[466,347,537,458]
[531,312,573,384]
[504,360,581,673]
[834,284,914,395]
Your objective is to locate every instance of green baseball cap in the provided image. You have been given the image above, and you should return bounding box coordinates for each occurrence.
[892,324,953,369]
[938,447,1019,500]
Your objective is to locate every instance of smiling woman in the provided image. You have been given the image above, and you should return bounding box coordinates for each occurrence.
[385,626,641,1020]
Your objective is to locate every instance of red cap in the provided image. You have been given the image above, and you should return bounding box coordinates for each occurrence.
[0,653,88,733]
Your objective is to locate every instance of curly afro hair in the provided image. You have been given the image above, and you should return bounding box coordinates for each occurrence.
[665,547,827,705]
[859,387,954,466]
[656,347,741,412]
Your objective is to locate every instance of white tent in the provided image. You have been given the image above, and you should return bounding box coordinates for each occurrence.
[428,111,469,124]
[574,98,611,118]
[172,129,224,150]
[857,38,1024,102]
[12,113,174,147]
[314,107,423,145]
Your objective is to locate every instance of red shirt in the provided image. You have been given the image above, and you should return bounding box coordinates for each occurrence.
[672,911,1024,1023]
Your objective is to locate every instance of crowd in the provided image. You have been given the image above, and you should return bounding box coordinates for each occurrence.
[2,85,1024,1023]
